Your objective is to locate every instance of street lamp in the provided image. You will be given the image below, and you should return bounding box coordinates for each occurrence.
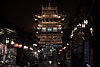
[6,37,9,44]
[11,39,15,45]
[67,43,69,46]
[49,60,52,64]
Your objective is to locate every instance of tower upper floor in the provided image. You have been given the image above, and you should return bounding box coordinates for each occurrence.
[33,3,65,23]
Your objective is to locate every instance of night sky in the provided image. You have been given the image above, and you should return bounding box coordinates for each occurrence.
[0,0,81,32]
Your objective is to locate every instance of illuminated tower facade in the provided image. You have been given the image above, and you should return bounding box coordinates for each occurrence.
[34,4,65,48]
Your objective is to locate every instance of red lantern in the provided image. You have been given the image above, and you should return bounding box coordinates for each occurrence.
[18,44,22,48]
[58,52,60,54]
[14,43,19,47]
[59,49,62,52]
[14,43,22,48]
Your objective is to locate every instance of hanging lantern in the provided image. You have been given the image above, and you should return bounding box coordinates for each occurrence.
[14,43,19,47]
[18,44,22,48]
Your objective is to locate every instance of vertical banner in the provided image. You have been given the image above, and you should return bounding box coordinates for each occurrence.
[84,40,89,63]
[1,44,5,54]
[0,43,2,54]
[5,45,8,54]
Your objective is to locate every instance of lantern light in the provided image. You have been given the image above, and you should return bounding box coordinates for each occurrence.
[11,40,15,45]
[67,43,69,45]
[36,31,38,33]
[14,43,19,47]
[61,31,63,33]
[49,61,52,64]
[37,50,40,53]
[63,46,66,49]
[18,44,22,48]
[30,47,33,51]
[59,49,62,52]
[74,27,77,31]
[58,52,60,54]
[58,16,61,18]
[34,52,37,55]
[33,44,37,46]
[58,62,60,64]
[84,19,88,25]
[6,38,9,44]
[82,23,85,28]
[24,46,28,49]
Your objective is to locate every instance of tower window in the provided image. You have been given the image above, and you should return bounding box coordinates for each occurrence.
[47,27,52,32]
[42,27,46,32]
[53,27,57,32]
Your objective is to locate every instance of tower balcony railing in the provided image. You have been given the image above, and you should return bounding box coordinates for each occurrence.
[38,41,62,44]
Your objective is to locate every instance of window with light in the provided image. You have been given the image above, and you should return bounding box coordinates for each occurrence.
[47,27,52,32]
[42,27,46,32]
[53,27,57,32]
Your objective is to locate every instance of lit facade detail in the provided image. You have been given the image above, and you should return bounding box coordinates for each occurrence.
[34,4,65,47]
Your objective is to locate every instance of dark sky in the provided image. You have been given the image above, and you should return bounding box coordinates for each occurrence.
[0,0,81,32]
